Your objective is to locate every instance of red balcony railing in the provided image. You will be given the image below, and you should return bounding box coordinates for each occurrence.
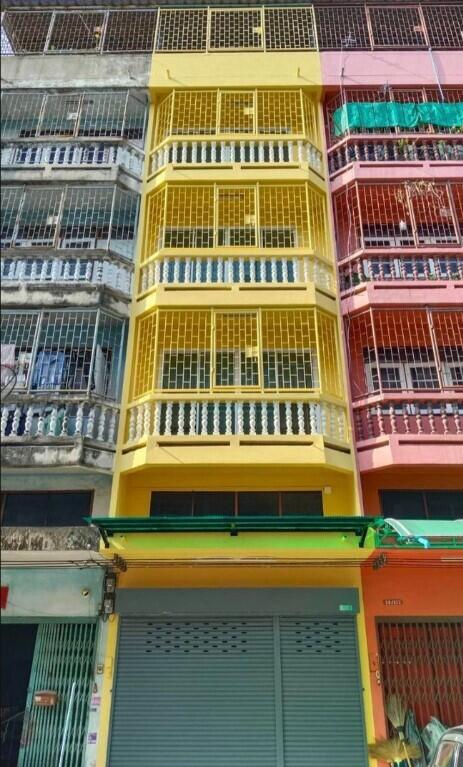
[333,181,463,261]
[354,399,463,442]
[339,254,463,293]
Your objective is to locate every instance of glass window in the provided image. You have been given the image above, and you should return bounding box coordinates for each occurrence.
[193,492,234,517]
[380,491,426,519]
[281,492,323,516]
[1,492,92,526]
[150,492,193,516]
[238,492,278,516]
[426,491,463,520]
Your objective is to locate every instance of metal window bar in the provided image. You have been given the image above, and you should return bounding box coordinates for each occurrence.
[1,11,53,54]
[367,6,428,49]
[377,620,463,729]
[345,308,463,399]
[1,91,147,145]
[1,309,124,398]
[130,308,339,399]
[155,8,208,52]
[47,11,106,54]
[423,5,463,50]
[264,7,316,51]
[209,9,264,51]
[103,10,157,53]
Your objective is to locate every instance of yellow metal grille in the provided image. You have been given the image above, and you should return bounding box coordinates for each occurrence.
[259,185,309,249]
[152,89,319,147]
[132,312,157,398]
[131,309,342,399]
[143,184,329,260]
[317,312,342,397]
[219,91,255,133]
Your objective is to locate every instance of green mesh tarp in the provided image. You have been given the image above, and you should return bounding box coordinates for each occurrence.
[333,102,463,136]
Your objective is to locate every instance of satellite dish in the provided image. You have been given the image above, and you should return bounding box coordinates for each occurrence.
[0,365,17,401]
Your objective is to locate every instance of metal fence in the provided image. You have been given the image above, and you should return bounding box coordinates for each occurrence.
[2,5,461,55]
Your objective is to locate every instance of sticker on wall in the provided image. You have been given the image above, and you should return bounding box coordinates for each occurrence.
[383,599,403,606]
[87,733,98,745]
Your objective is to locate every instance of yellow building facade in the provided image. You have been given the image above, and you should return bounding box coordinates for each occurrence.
[98,22,374,767]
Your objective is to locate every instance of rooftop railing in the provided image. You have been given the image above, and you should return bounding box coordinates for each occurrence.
[2,184,139,260]
[2,5,460,55]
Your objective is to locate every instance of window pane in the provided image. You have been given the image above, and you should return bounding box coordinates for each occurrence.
[238,492,278,516]
[193,492,234,517]
[380,491,425,518]
[150,492,193,516]
[2,492,91,526]
[281,492,323,516]
[425,491,463,520]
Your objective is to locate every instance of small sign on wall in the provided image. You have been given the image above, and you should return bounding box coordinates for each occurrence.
[383,598,403,606]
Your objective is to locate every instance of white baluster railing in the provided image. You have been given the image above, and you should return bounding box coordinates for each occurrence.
[1,401,119,444]
[2,142,144,177]
[125,400,347,444]
[1,257,132,295]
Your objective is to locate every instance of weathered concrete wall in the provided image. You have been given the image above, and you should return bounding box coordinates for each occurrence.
[1,469,112,517]
[1,283,130,315]
[0,566,104,618]
[1,53,151,90]
[1,441,115,471]
[2,525,100,552]
[1,166,141,193]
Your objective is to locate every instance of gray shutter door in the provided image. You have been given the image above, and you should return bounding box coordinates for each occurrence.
[109,616,367,767]
[109,618,278,767]
[279,617,367,767]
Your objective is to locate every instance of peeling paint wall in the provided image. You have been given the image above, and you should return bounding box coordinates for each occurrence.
[2,526,100,552]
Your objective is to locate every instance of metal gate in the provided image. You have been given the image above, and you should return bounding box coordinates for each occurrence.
[108,616,367,767]
[377,619,463,727]
[18,621,97,767]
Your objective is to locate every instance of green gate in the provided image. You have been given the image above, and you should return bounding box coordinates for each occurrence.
[18,621,97,767]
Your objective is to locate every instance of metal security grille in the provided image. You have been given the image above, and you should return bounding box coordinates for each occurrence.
[2,185,139,260]
[18,622,97,767]
[131,308,340,399]
[108,616,367,767]
[1,309,125,398]
[315,6,370,50]
[368,6,428,49]
[144,184,328,261]
[333,182,461,260]
[423,6,463,50]
[153,90,317,146]
[345,308,463,399]
[153,7,317,53]
[377,620,463,728]
[1,90,146,143]
[1,9,158,55]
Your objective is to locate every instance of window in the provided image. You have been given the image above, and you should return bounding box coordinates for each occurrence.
[365,347,439,392]
[380,490,463,520]
[1,492,92,526]
[263,351,317,390]
[150,491,323,517]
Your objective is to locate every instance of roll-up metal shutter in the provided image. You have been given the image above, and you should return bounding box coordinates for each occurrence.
[279,617,367,767]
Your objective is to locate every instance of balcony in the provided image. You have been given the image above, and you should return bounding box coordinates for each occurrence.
[1,256,132,302]
[149,89,321,176]
[143,183,329,262]
[1,90,146,180]
[2,184,139,261]
[333,181,463,262]
[139,255,334,298]
[1,399,119,470]
[1,308,125,401]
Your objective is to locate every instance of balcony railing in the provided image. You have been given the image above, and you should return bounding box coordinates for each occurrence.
[2,142,144,177]
[1,256,132,295]
[2,6,461,55]
[1,400,119,444]
[340,255,463,292]
[2,184,139,261]
[334,181,463,261]
[328,136,463,175]
[150,139,322,176]
[354,400,463,441]
[1,308,125,399]
[139,255,334,295]
[144,184,329,261]
[126,399,348,445]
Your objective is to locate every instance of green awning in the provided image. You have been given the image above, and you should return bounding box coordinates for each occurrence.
[377,518,463,549]
[333,102,463,137]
